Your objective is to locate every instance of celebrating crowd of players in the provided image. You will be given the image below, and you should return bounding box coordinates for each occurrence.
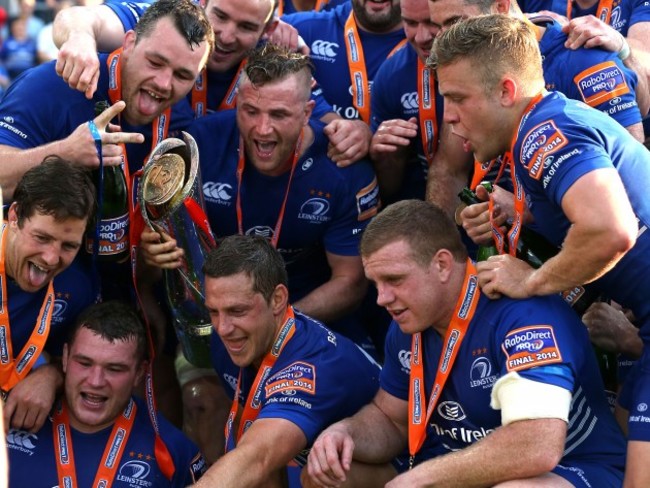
[0,0,648,486]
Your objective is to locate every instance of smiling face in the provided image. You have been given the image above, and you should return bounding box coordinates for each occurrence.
[120,16,210,126]
[437,58,511,162]
[236,73,314,176]
[204,0,275,73]
[62,327,145,434]
[401,0,439,61]
[352,0,403,32]
[4,204,86,293]
[205,272,288,368]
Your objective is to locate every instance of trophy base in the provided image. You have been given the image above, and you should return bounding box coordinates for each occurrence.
[174,322,213,368]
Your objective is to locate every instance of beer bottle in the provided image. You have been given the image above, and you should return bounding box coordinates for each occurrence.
[458,182,498,261]
[85,100,130,262]
[458,182,598,313]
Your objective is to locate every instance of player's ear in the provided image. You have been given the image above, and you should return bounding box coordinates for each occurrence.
[492,0,511,14]
[270,284,289,315]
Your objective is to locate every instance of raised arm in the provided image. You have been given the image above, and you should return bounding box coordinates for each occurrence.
[53,4,128,98]
[0,102,144,199]
[293,252,368,324]
[426,122,474,219]
[477,168,637,299]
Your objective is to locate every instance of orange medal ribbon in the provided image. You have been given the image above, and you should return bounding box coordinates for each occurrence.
[190,59,246,117]
[105,47,175,480]
[408,260,480,467]
[0,224,55,392]
[567,0,613,23]
[489,92,545,256]
[235,130,304,249]
[224,307,296,450]
[53,398,137,488]
[344,12,371,123]
[417,57,438,166]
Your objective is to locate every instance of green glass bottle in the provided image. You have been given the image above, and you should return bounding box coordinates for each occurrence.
[85,100,130,262]
[458,182,598,313]
[458,182,497,261]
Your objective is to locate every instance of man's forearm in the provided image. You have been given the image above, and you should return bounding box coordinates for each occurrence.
[403,419,566,488]
[193,443,286,488]
[342,401,408,464]
[0,143,70,199]
[53,6,101,49]
[293,276,367,324]
[526,222,633,296]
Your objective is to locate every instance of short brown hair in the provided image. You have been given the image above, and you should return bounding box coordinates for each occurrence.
[360,200,467,267]
[428,14,543,93]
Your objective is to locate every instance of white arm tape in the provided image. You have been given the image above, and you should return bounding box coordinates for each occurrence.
[490,371,572,426]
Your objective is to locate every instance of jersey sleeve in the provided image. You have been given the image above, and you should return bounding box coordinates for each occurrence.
[104,1,151,31]
[516,111,614,206]
[0,64,89,149]
[493,296,587,392]
[257,329,380,444]
[630,0,650,28]
[379,322,412,401]
[322,160,379,256]
[567,56,641,129]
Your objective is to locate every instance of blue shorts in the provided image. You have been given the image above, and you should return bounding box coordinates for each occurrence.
[553,461,623,487]
[618,348,650,441]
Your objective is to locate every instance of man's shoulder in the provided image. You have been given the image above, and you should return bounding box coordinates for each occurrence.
[188,109,238,150]
[295,313,377,363]
[283,2,349,28]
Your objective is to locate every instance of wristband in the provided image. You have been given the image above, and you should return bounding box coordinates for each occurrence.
[618,36,631,61]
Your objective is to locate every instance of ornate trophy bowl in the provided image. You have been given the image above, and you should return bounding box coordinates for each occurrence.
[139,132,215,368]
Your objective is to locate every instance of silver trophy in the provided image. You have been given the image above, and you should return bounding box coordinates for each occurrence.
[139,132,215,367]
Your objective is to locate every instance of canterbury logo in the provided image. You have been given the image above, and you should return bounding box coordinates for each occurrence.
[203,182,233,201]
[311,40,339,57]
[7,430,37,449]
[401,92,419,110]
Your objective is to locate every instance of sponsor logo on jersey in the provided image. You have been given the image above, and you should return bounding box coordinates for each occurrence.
[265,361,317,397]
[430,422,494,444]
[222,373,238,392]
[301,158,314,171]
[398,349,412,373]
[298,197,331,223]
[203,182,233,205]
[6,430,37,456]
[437,401,467,421]
[116,460,153,487]
[245,226,275,239]
[575,61,630,106]
[400,92,419,112]
[541,147,581,189]
[311,40,339,62]
[520,120,568,180]
[0,117,28,139]
[52,294,70,325]
[469,356,498,389]
[356,177,380,221]
[502,325,563,372]
[190,453,207,482]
